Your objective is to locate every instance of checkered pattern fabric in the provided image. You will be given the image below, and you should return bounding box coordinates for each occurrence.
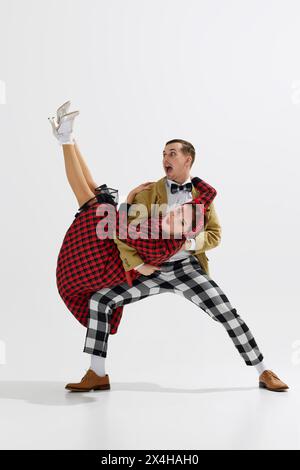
[84,255,264,366]
[56,177,216,333]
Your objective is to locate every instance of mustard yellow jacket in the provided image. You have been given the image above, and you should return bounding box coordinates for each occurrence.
[114,176,222,275]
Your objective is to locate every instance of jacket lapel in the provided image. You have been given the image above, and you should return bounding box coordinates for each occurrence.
[156,177,168,205]
[192,185,199,198]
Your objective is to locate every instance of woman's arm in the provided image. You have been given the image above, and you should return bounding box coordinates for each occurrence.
[191,176,217,211]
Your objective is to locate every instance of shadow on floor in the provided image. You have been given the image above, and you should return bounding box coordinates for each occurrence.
[0,381,259,407]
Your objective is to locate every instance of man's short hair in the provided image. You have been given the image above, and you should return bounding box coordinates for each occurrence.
[165,139,196,166]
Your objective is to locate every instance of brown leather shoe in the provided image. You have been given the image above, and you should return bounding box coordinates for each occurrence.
[259,370,289,392]
[65,369,110,392]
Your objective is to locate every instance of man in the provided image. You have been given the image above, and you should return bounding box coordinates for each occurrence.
[66,139,289,393]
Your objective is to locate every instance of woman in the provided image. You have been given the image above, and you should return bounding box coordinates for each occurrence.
[49,101,217,333]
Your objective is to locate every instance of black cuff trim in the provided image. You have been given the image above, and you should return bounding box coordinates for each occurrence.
[191,177,203,187]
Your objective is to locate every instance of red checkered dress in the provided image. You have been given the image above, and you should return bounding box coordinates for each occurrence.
[56,177,217,334]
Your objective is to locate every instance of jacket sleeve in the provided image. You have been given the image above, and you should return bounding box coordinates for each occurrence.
[193,201,222,254]
[114,237,145,271]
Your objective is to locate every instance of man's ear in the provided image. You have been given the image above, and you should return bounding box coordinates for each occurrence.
[186,155,192,167]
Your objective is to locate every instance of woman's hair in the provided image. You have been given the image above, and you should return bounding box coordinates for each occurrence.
[186,203,197,233]
[183,201,205,239]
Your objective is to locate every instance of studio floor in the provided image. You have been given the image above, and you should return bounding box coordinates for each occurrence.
[0,373,299,450]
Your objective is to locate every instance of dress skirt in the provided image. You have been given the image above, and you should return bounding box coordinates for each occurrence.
[56,198,127,334]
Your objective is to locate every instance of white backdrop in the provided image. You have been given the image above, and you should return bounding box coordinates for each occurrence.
[1,0,300,385]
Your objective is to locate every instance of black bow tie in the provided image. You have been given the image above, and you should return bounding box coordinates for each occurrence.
[170,182,192,194]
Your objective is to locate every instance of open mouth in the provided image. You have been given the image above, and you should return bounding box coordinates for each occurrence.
[165,164,173,173]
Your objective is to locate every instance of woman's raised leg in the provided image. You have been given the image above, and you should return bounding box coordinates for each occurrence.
[73,140,99,195]
[49,108,96,207]
[62,143,95,207]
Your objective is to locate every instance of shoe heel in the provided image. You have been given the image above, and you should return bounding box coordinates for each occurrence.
[93,385,110,391]
[57,100,71,114]
[62,111,80,120]
[259,381,266,389]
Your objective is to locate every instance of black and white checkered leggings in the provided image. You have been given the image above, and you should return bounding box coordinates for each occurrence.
[84,255,264,366]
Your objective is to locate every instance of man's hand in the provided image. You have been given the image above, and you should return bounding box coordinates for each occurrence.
[178,240,193,251]
[126,181,154,204]
[135,264,160,276]
[184,240,193,250]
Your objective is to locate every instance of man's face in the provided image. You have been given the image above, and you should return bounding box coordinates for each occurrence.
[163,143,192,184]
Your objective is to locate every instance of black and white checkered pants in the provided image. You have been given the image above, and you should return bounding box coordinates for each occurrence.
[84,255,264,366]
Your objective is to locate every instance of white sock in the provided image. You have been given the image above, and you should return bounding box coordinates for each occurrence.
[57,115,76,144]
[90,355,106,377]
[255,360,268,375]
[58,133,75,145]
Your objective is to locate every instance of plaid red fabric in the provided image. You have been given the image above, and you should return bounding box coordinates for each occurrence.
[121,176,217,286]
[56,177,217,334]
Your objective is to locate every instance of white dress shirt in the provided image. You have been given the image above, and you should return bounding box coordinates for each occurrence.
[163,177,196,262]
[134,177,196,270]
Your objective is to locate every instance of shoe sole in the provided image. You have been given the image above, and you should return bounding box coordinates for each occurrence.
[259,381,288,392]
[65,384,110,392]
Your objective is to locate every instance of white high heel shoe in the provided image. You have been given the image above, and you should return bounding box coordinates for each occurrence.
[48,110,79,145]
[56,100,71,125]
